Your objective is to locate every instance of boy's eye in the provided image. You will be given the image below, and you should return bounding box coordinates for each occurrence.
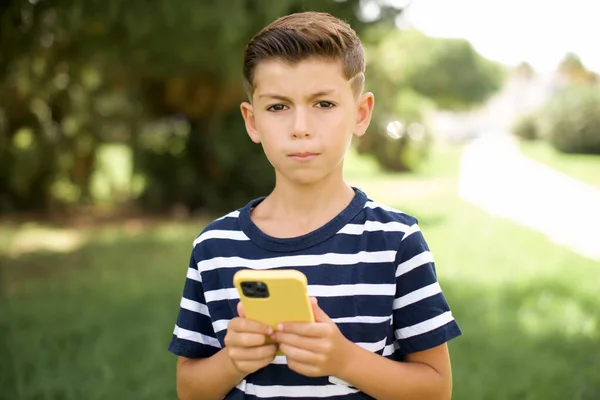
[315,101,335,109]
[266,104,288,112]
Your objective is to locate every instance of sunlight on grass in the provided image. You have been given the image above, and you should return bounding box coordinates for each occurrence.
[8,226,84,256]
[518,293,597,339]
[520,140,600,188]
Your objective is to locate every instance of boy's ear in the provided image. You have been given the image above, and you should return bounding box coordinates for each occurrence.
[240,101,261,144]
[354,92,375,138]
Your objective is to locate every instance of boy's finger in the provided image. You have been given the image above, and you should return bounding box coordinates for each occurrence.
[226,332,273,348]
[237,301,246,318]
[229,317,274,335]
[309,297,333,323]
[278,343,320,364]
[229,344,278,360]
[277,321,329,337]
[273,331,321,351]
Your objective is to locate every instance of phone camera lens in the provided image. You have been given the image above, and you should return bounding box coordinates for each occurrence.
[255,282,269,297]
[240,281,269,298]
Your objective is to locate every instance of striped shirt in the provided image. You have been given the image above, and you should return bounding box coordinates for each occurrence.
[168,187,462,399]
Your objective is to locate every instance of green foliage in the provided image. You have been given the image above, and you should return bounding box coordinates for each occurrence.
[356,85,435,172]
[557,52,598,85]
[137,112,275,213]
[0,1,505,213]
[356,29,503,172]
[515,62,535,80]
[407,35,505,110]
[0,0,402,213]
[366,30,505,111]
[512,112,540,141]
[358,130,432,172]
[540,85,600,154]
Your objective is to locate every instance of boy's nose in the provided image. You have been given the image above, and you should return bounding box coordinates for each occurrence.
[291,108,312,139]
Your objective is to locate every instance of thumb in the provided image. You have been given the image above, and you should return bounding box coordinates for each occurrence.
[237,301,246,318]
[310,297,332,323]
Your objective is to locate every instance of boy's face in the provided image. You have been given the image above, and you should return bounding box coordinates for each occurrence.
[240,58,374,186]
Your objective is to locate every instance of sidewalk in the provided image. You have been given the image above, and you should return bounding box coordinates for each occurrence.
[458,134,600,260]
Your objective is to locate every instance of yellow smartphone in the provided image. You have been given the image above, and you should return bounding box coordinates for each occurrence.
[233,269,314,351]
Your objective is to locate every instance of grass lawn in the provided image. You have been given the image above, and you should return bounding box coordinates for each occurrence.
[1,143,599,399]
[519,140,600,188]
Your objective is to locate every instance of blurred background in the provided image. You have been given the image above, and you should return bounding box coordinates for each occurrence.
[1,0,599,399]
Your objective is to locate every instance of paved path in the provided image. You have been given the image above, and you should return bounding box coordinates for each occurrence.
[458,134,600,260]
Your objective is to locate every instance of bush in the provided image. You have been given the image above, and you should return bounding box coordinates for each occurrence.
[137,110,275,214]
[541,85,600,154]
[355,121,432,172]
[355,82,434,172]
[511,112,540,141]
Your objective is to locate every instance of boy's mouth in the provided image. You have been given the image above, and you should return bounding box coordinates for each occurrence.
[288,152,319,161]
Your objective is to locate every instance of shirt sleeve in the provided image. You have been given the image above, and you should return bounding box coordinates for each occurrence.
[168,249,221,359]
[392,223,462,354]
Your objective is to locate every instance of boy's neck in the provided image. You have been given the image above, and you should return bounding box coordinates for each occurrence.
[257,170,355,230]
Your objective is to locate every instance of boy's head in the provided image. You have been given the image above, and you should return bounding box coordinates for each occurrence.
[242,11,366,100]
[240,12,374,185]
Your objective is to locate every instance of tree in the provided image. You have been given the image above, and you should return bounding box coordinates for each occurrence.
[557,52,598,85]
[355,29,505,172]
[515,61,535,81]
[406,34,505,110]
[0,0,405,214]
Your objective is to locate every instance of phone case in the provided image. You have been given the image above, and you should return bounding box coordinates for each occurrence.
[233,269,314,352]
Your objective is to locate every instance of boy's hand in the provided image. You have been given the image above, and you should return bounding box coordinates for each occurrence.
[224,302,278,376]
[272,297,353,378]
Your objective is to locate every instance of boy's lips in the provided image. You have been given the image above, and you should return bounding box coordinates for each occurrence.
[288,152,319,161]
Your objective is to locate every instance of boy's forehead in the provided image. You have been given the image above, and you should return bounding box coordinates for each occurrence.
[253,58,350,95]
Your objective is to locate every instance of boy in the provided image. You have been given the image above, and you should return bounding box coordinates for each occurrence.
[169,11,461,400]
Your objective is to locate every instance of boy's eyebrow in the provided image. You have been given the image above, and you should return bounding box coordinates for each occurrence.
[258,89,337,101]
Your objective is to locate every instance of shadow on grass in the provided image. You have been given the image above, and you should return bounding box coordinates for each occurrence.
[1,230,599,400]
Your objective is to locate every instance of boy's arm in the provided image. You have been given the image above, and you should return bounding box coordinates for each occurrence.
[176,351,245,400]
[169,250,242,400]
[176,308,280,400]
[342,222,459,399]
[341,222,459,399]
[338,342,452,400]
[275,299,454,400]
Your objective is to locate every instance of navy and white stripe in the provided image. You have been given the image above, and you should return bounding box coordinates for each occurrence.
[168,187,461,399]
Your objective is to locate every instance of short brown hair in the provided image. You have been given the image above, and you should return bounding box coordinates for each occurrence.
[242,12,365,100]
